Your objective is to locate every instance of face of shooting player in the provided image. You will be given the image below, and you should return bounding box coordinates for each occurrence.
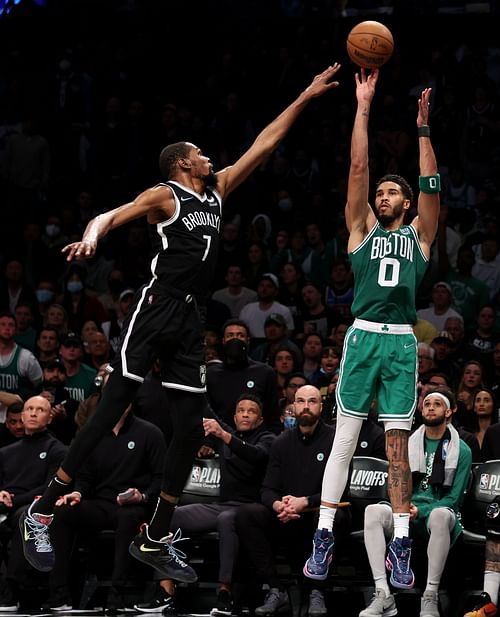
[21,396,52,435]
[233,398,263,432]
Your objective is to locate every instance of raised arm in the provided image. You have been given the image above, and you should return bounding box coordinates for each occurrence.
[61,185,174,261]
[412,88,440,256]
[216,64,341,199]
[346,69,378,249]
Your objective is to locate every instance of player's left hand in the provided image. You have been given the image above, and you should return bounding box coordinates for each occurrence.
[305,64,341,98]
[62,240,97,261]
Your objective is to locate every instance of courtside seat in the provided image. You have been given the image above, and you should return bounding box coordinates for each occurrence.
[460,460,500,546]
[349,456,389,537]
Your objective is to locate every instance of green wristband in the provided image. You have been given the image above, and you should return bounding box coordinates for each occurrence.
[419,174,441,194]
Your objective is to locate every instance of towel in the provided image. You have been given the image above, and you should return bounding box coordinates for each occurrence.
[409,423,461,488]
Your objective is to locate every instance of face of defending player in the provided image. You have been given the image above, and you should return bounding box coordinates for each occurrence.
[182,144,218,189]
[374,181,410,228]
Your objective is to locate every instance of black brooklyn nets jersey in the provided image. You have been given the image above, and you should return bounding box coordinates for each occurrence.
[149,180,222,297]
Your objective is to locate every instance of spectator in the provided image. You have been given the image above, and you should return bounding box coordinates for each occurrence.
[235,385,349,617]
[457,360,486,417]
[47,407,166,612]
[33,277,57,327]
[297,282,341,341]
[278,372,309,416]
[359,388,472,617]
[35,327,60,368]
[310,346,342,399]
[418,343,436,384]
[277,262,306,322]
[207,320,279,432]
[44,304,69,338]
[240,274,294,339]
[80,320,99,354]
[59,332,97,402]
[242,242,270,292]
[0,396,66,611]
[84,331,113,371]
[39,359,79,445]
[108,289,135,354]
[324,258,354,321]
[0,401,25,448]
[328,322,349,350]
[417,282,462,332]
[446,245,490,330]
[0,312,43,421]
[144,394,275,616]
[444,315,468,368]
[270,229,323,288]
[301,333,323,381]
[430,330,461,386]
[466,305,498,382]
[14,302,37,353]
[0,259,37,316]
[470,388,499,450]
[271,347,299,401]
[212,265,257,318]
[250,313,302,367]
[61,265,109,335]
[472,235,500,301]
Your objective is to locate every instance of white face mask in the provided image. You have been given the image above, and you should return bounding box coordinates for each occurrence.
[45,224,60,238]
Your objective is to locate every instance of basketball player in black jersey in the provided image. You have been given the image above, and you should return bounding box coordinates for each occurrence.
[20,64,341,582]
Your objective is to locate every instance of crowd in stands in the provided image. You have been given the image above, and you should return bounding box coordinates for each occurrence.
[0,0,498,615]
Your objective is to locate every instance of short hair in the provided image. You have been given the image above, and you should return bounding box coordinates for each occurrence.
[235,392,263,412]
[0,312,16,322]
[321,345,342,358]
[284,372,309,389]
[7,401,24,414]
[159,142,193,180]
[222,319,250,338]
[376,174,414,205]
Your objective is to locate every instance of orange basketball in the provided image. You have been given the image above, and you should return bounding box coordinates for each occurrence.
[346,21,394,69]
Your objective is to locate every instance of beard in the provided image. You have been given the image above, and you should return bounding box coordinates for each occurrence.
[202,169,218,189]
[297,410,317,427]
[422,415,446,427]
[376,202,404,227]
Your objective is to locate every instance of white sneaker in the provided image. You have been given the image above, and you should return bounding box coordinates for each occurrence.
[420,591,439,617]
[359,589,398,617]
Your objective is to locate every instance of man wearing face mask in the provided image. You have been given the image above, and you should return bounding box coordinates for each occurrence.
[207,320,280,433]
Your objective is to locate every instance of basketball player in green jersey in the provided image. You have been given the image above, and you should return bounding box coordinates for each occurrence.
[304,68,440,596]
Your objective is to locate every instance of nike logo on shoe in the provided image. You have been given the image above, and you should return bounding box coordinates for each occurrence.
[139,544,161,552]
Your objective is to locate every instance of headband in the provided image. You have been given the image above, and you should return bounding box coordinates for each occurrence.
[423,392,450,409]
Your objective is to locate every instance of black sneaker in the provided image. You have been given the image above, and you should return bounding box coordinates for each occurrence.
[45,586,72,612]
[129,525,197,583]
[134,586,176,614]
[105,586,135,614]
[19,500,55,572]
[0,582,19,613]
[210,589,233,616]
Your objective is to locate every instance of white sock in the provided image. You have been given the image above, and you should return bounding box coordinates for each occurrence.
[374,577,391,597]
[484,571,500,605]
[392,513,410,539]
[317,504,336,530]
[425,582,439,594]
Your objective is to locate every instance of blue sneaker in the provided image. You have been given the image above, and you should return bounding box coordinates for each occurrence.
[303,528,334,581]
[385,536,414,589]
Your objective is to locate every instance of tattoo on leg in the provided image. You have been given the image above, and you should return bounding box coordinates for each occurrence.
[386,429,412,512]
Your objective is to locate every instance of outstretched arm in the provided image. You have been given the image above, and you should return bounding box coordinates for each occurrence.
[216,64,341,199]
[61,185,174,261]
[346,68,378,248]
[413,88,440,255]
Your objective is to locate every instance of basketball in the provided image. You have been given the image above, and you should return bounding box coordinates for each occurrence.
[346,21,394,69]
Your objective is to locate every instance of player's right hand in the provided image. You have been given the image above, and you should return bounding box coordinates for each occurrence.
[62,240,97,261]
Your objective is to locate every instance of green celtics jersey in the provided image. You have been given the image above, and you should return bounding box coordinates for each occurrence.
[350,223,428,324]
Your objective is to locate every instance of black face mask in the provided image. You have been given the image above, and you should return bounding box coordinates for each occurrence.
[223,339,248,366]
